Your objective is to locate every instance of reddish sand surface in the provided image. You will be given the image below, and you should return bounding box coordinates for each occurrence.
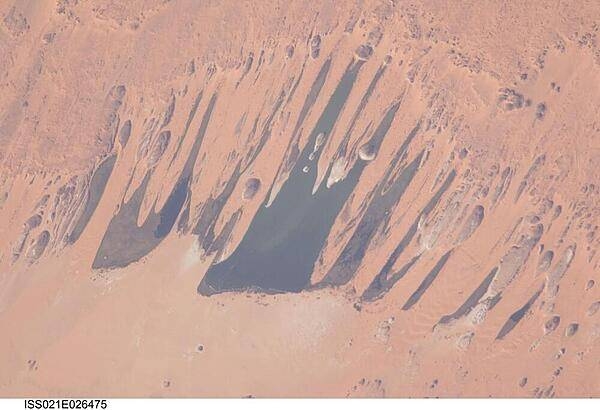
[1,0,599,397]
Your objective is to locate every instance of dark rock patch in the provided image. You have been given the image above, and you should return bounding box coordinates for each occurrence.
[148,130,171,167]
[310,34,321,58]
[537,250,554,273]
[243,178,261,200]
[27,230,50,262]
[498,88,525,111]
[24,214,42,231]
[587,301,600,316]
[119,119,132,148]
[536,102,546,119]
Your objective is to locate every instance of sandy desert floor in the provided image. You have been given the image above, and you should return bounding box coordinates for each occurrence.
[0,0,599,398]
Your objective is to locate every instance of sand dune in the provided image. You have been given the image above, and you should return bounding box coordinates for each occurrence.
[0,0,599,398]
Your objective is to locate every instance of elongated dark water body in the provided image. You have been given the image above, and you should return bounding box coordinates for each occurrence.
[361,169,457,301]
[193,89,287,252]
[198,59,400,295]
[496,285,544,339]
[334,63,387,159]
[92,94,218,269]
[438,266,499,325]
[321,148,422,286]
[402,250,453,310]
[68,154,117,244]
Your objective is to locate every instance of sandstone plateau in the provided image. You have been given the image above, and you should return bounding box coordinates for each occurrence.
[1,0,599,398]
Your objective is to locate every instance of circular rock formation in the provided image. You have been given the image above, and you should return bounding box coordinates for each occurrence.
[565,323,579,337]
[585,279,595,291]
[358,143,377,161]
[544,315,560,334]
[587,301,600,317]
[355,44,373,60]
